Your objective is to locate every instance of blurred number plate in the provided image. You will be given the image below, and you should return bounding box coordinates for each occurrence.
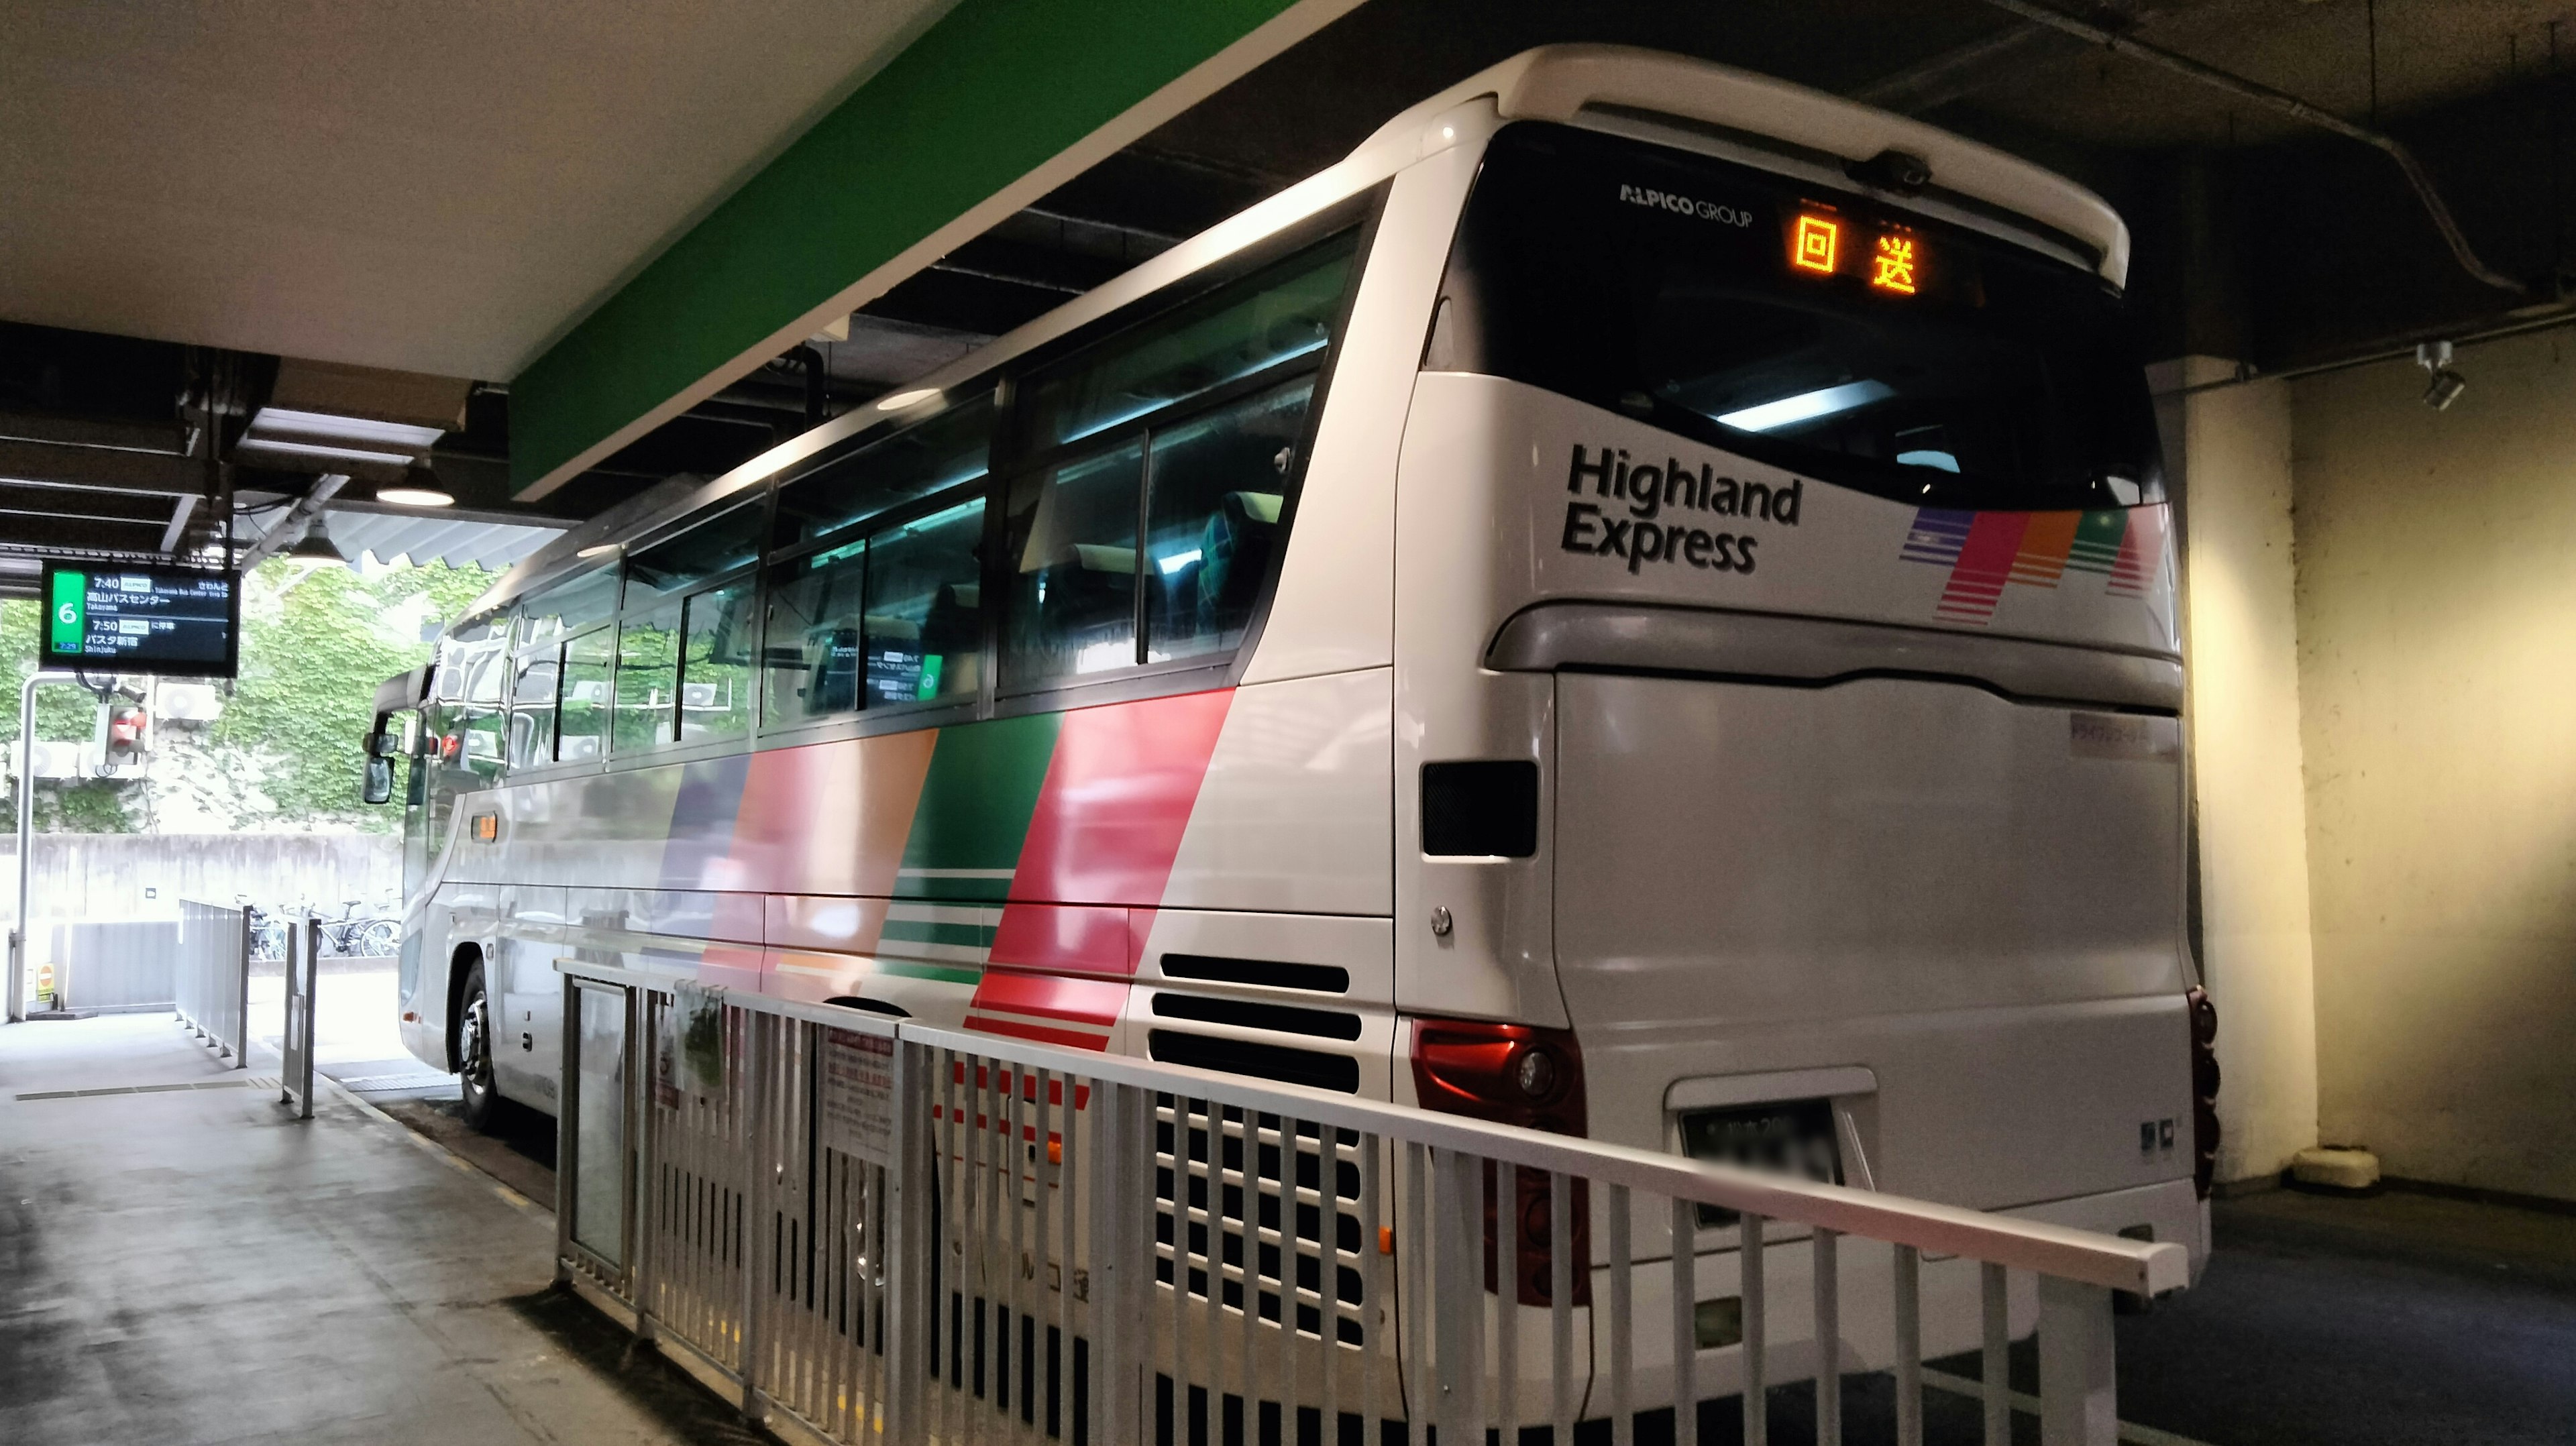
[1680,1097,1842,1229]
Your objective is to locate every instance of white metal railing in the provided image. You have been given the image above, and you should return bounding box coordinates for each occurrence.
[278,913,320,1118]
[175,899,251,1068]
[554,962,2186,1446]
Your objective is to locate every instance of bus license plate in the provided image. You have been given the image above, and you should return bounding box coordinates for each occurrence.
[1680,1097,1843,1228]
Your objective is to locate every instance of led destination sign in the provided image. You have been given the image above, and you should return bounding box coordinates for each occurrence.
[41,561,239,677]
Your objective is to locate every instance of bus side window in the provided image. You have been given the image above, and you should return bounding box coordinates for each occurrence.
[1004,443,1142,686]
[508,649,559,768]
[614,605,680,753]
[772,395,993,552]
[557,629,612,761]
[761,539,865,726]
[1144,379,1311,662]
[456,630,509,781]
[863,496,983,706]
[1000,229,1356,691]
[680,576,754,743]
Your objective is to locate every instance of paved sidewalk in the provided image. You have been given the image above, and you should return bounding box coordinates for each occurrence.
[0,1012,757,1446]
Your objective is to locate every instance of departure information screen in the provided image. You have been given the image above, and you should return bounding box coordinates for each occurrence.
[41,561,239,677]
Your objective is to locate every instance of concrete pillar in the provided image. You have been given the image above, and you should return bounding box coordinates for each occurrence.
[2154,356,2322,1184]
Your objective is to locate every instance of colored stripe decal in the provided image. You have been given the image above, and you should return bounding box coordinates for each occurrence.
[1900,508,1974,566]
[897,712,1062,900]
[2008,511,2081,588]
[1006,689,1234,906]
[2110,506,2163,596]
[963,1014,1112,1050]
[660,754,753,890]
[871,959,984,985]
[1898,504,2166,626]
[2065,509,2127,573]
[1935,512,2030,621]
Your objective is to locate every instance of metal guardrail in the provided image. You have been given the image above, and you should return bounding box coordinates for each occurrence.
[555,962,2186,1446]
[278,914,319,1118]
[174,899,250,1068]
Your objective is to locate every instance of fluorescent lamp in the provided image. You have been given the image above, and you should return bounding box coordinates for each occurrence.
[875,388,938,412]
[375,486,455,508]
[1157,549,1202,575]
[240,437,415,467]
[577,543,619,559]
[1717,380,1893,433]
[256,407,445,449]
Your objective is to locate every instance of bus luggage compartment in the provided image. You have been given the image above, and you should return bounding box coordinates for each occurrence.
[1550,663,2195,1215]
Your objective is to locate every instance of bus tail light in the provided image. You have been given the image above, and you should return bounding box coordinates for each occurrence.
[1409,1017,1592,1306]
[2188,986,2220,1199]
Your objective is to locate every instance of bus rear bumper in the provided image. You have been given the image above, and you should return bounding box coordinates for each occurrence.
[1998,1175,2208,1288]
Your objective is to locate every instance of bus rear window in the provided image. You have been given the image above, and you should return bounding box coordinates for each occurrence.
[1427,123,2162,512]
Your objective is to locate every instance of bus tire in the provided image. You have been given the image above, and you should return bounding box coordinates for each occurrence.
[457,961,502,1131]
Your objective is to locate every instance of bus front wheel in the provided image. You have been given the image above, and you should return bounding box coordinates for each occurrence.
[458,963,500,1131]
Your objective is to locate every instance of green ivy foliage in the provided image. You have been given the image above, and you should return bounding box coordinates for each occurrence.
[0,561,491,834]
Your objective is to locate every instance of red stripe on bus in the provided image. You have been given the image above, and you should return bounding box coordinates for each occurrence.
[988,903,1131,977]
[963,1014,1112,1050]
[967,968,1126,1025]
[1007,689,1234,905]
[1937,511,2032,621]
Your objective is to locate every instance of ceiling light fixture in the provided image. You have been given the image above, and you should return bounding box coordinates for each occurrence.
[375,485,455,508]
[875,387,938,412]
[239,437,415,467]
[256,407,446,449]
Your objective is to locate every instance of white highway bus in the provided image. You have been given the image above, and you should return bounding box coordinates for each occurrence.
[368,44,2214,1412]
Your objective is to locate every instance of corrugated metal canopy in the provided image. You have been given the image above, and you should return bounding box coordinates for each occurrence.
[322,508,566,571]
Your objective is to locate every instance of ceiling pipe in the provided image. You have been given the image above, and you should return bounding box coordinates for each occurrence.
[233,474,347,571]
[1974,0,2532,297]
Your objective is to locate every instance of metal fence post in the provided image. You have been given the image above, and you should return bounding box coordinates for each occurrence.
[632,991,659,1343]
[555,972,579,1286]
[739,1006,771,1426]
[881,1034,924,1443]
[2037,1276,2116,1446]
[231,907,250,1067]
[279,915,317,1119]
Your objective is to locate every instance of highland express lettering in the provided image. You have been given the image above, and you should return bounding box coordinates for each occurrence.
[1560,443,1804,575]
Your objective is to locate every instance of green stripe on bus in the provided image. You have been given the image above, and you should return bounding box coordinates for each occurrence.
[870,959,985,986]
[2066,509,2127,572]
[895,712,1061,897]
[878,919,998,948]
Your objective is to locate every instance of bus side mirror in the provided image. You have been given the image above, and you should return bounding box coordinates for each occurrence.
[362,755,394,805]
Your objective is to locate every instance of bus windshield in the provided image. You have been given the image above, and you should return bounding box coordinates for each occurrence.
[1428,122,2163,512]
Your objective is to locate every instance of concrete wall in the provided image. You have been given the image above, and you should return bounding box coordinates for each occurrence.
[2290,330,2576,1199]
[2159,357,2322,1182]
[0,833,396,928]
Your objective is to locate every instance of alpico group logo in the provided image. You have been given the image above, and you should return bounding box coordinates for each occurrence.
[1618,182,1756,227]
[1560,443,1801,575]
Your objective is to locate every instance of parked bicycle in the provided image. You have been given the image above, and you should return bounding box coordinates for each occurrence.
[233,897,400,960]
[236,899,290,963]
[313,899,400,958]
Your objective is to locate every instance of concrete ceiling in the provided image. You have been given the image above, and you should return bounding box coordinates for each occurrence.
[1959,0,2576,149]
[0,0,951,380]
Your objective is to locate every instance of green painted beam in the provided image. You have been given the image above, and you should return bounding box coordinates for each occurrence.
[511,0,1346,498]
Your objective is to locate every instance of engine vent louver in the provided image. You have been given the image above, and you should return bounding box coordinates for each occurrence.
[1146,1030,1361,1094]
[1150,991,1362,1040]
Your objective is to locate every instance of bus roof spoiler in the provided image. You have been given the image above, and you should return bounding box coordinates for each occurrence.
[1356,44,2129,288]
[372,666,431,717]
